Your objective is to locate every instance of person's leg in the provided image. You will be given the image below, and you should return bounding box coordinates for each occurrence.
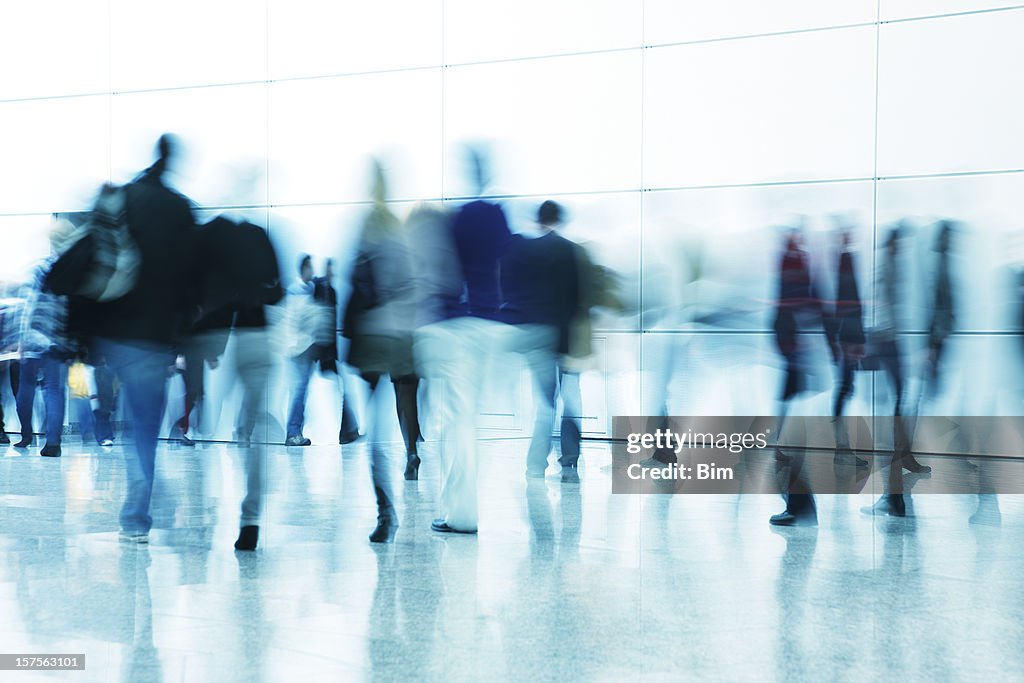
[98,339,170,537]
[40,354,67,449]
[286,352,314,439]
[558,368,583,468]
[233,330,271,549]
[0,362,8,441]
[363,371,399,542]
[15,358,40,446]
[93,362,115,444]
[393,374,421,480]
[416,319,483,532]
[525,332,558,477]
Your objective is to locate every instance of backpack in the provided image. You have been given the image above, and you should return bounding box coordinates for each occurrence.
[45,184,141,302]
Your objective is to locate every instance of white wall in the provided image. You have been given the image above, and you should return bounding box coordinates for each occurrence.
[2,2,1023,442]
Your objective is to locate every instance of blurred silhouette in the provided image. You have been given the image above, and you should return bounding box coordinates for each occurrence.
[415,146,510,534]
[828,224,867,468]
[312,258,361,444]
[48,133,198,544]
[769,227,829,527]
[14,215,76,456]
[283,254,318,447]
[189,213,283,550]
[90,356,118,446]
[926,221,956,395]
[343,161,418,542]
[0,359,16,444]
[499,200,579,479]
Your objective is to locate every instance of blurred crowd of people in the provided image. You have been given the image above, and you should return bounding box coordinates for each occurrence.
[0,133,1006,550]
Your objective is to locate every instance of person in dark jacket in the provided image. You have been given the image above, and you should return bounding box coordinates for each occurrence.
[499,200,580,478]
[414,147,511,535]
[62,134,198,544]
[188,214,283,550]
[829,227,867,467]
[769,228,831,527]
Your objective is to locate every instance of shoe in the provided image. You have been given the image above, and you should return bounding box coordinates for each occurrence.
[369,513,398,543]
[13,438,32,449]
[431,519,477,534]
[774,448,793,464]
[0,432,9,445]
[340,430,361,445]
[834,450,868,467]
[40,444,61,457]
[404,454,421,481]
[234,525,259,551]
[179,434,195,447]
[561,465,580,484]
[640,456,675,469]
[119,530,149,544]
[902,458,931,474]
[860,495,906,517]
[99,439,114,448]
[285,436,312,447]
[769,510,818,527]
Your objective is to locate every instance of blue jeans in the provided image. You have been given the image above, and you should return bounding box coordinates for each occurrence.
[94,338,172,534]
[92,362,116,443]
[17,354,67,445]
[286,350,315,438]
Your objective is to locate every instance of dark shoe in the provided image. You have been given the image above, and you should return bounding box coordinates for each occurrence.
[561,465,580,484]
[902,457,931,474]
[234,525,259,551]
[774,448,793,464]
[404,454,421,481]
[769,510,818,527]
[861,494,906,517]
[0,431,9,445]
[179,434,195,447]
[40,444,61,457]
[639,456,675,470]
[834,449,868,467]
[369,512,398,543]
[14,438,32,449]
[340,430,361,445]
[431,519,477,534]
[285,436,312,447]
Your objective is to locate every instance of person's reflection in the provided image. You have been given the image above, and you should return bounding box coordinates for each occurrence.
[232,554,268,681]
[772,527,818,681]
[118,546,161,682]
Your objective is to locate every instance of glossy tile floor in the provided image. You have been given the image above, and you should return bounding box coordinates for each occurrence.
[1,437,1023,682]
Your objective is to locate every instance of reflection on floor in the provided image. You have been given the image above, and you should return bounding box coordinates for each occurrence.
[1,438,1022,681]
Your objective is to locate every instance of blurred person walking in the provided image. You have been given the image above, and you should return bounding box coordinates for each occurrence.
[499,200,579,480]
[189,214,283,550]
[47,134,198,544]
[414,148,511,534]
[342,162,418,542]
[14,216,77,456]
[769,228,832,527]
[283,254,319,447]
[313,258,361,445]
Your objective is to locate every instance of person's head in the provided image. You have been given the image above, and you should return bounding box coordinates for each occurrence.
[370,158,388,205]
[299,254,313,282]
[936,220,954,253]
[48,215,76,255]
[784,228,803,252]
[146,133,181,178]
[537,200,565,230]
[465,144,492,197]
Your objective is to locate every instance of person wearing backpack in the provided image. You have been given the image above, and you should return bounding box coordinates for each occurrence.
[48,134,199,544]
